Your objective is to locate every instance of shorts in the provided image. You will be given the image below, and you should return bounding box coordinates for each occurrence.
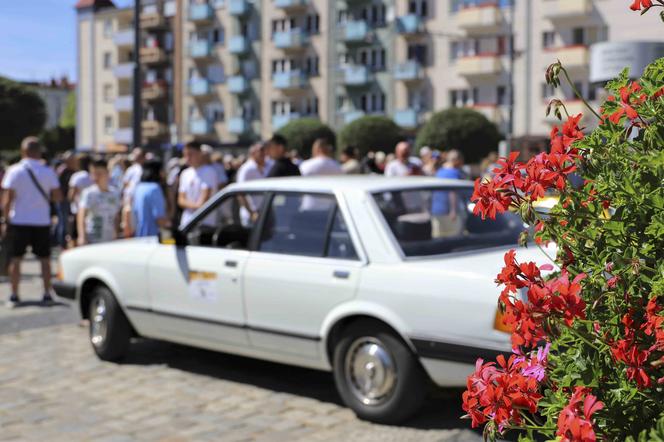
[6,224,51,258]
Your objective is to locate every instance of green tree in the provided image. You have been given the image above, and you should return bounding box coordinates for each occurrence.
[339,115,402,156]
[276,118,336,158]
[41,126,76,155]
[59,91,76,129]
[415,108,501,164]
[0,77,46,150]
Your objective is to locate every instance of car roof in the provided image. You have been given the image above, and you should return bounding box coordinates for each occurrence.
[226,175,475,194]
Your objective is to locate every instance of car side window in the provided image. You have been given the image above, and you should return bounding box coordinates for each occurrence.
[258,193,358,260]
[187,192,265,250]
[326,209,358,260]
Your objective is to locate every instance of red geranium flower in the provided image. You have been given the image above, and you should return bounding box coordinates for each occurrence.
[557,387,604,442]
[630,0,653,11]
[471,176,513,220]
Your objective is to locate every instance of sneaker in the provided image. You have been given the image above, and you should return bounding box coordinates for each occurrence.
[6,295,20,309]
[42,293,54,305]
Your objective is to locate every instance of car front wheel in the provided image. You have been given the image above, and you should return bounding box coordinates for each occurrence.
[88,286,131,362]
[332,322,427,424]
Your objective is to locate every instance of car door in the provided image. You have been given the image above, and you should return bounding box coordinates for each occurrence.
[243,192,364,359]
[145,191,265,347]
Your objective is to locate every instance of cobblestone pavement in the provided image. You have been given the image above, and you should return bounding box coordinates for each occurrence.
[0,257,482,442]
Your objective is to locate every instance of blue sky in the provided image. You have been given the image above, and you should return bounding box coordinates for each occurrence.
[0,0,132,83]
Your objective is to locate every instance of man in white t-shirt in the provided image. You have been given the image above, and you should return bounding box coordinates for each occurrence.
[77,159,122,245]
[68,154,93,214]
[1,137,62,307]
[122,147,146,201]
[178,141,219,228]
[384,141,423,177]
[299,138,343,177]
[236,142,271,183]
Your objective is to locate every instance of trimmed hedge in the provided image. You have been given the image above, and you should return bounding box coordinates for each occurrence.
[415,108,501,163]
[339,115,402,156]
[276,118,336,158]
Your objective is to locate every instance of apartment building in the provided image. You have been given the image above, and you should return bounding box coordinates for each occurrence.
[78,0,664,152]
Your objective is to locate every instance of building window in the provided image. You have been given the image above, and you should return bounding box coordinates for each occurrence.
[103,84,113,103]
[360,92,385,113]
[211,27,224,45]
[305,57,319,76]
[103,52,112,69]
[497,85,507,106]
[103,19,113,37]
[572,27,585,45]
[304,14,320,34]
[104,116,113,135]
[409,0,428,17]
[407,44,427,65]
[302,96,319,115]
[541,83,555,99]
[542,31,555,49]
[207,64,225,83]
[206,103,224,122]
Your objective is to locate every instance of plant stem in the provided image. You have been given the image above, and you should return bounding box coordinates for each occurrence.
[560,67,603,120]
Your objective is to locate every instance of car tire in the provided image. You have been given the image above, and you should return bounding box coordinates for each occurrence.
[332,322,427,424]
[88,286,131,362]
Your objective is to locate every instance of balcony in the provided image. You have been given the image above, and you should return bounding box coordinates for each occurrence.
[227,76,248,94]
[142,82,167,101]
[113,28,134,47]
[140,47,167,65]
[470,104,502,123]
[189,118,213,135]
[228,117,249,134]
[343,110,365,124]
[543,0,592,20]
[229,0,250,16]
[456,4,504,33]
[456,54,502,77]
[396,14,424,35]
[394,108,420,128]
[189,78,212,97]
[272,70,306,90]
[189,3,214,23]
[229,35,249,55]
[140,12,166,29]
[114,128,133,145]
[275,0,309,9]
[113,62,134,80]
[548,45,589,70]
[394,60,423,81]
[189,40,213,59]
[273,30,306,50]
[142,120,168,139]
[272,113,300,130]
[343,65,370,86]
[343,20,369,43]
[114,95,133,112]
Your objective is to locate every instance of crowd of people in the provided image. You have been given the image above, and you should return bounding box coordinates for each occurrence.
[0,133,494,308]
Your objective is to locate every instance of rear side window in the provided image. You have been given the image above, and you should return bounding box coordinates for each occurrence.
[258,193,358,259]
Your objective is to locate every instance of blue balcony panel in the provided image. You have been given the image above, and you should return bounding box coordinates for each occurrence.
[229,0,249,16]
[190,119,212,135]
[344,65,370,86]
[189,78,212,96]
[396,14,424,34]
[394,108,420,128]
[394,60,423,81]
[229,36,249,55]
[228,117,248,134]
[227,76,248,94]
[343,110,366,124]
[189,3,214,21]
[189,40,212,58]
[343,20,369,43]
[272,113,300,130]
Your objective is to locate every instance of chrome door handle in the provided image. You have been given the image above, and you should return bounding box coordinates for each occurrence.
[225,260,238,268]
[333,270,350,279]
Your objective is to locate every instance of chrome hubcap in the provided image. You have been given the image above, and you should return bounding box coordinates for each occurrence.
[345,337,397,406]
[90,297,108,347]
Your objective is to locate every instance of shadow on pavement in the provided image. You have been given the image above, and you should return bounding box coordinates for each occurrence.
[122,338,478,432]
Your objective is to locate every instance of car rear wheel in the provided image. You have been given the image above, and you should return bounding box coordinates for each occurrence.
[88,286,131,362]
[332,322,427,424]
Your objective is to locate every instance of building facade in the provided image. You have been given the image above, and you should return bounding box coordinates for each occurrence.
[77,0,664,152]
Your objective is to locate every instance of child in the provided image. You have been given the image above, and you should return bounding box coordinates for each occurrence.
[77,158,122,245]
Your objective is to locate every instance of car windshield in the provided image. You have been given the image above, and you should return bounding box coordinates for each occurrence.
[372,187,524,258]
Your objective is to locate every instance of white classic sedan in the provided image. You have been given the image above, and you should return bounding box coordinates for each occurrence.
[53,176,547,423]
